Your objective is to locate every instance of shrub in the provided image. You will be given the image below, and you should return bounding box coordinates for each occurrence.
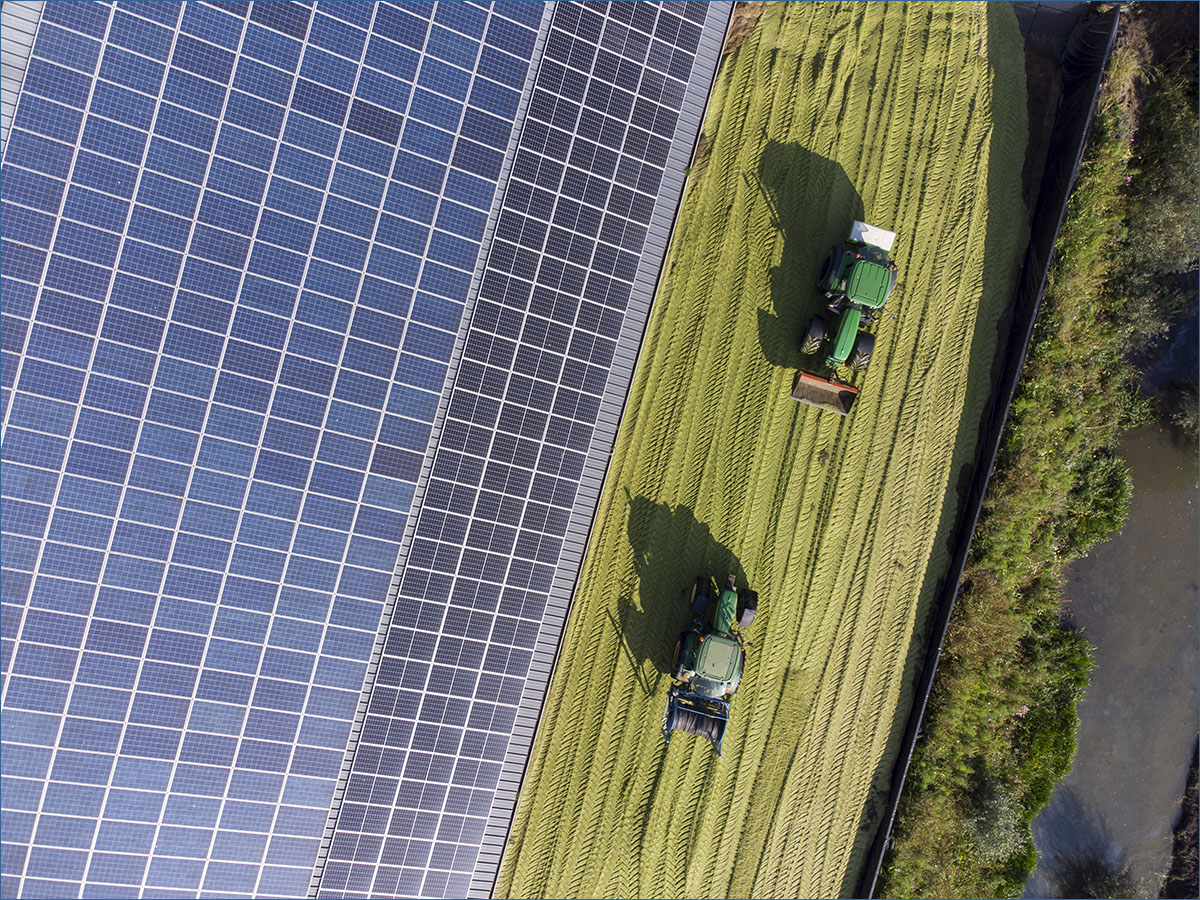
[1114,38,1199,353]
[1059,453,1133,557]
[969,774,1028,865]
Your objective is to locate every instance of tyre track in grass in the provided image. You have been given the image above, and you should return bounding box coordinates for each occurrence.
[585,631,644,884]
[559,618,615,893]
[710,415,815,892]
[497,3,1028,897]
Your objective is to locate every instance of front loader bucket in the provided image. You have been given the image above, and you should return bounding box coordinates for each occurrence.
[792,370,858,415]
[663,687,729,755]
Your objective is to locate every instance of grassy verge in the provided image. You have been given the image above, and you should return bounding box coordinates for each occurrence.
[879,8,1197,897]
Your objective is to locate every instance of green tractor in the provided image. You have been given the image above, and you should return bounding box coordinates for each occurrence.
[662,574,757,755]
[793,221,898,415]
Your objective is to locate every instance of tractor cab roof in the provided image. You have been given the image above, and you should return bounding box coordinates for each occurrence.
[695,633,741,684]
[849,220,896,251]
[847,258,894,309]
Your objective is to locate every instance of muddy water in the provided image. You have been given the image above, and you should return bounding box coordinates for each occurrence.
[1025,425,1199,898]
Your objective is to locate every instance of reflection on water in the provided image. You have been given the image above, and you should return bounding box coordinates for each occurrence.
[1142,312,1198,395]
[1031,787,1136,898]
[1026,425,1199,898]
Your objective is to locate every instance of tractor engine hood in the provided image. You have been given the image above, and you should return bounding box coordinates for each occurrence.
[829,307,862,365]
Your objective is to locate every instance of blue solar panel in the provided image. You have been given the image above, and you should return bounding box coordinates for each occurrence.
[1,0,727,897]
[0,0,541,895]
[311,2,718,897]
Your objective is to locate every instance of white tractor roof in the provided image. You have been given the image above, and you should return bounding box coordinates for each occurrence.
[849,220,896,252]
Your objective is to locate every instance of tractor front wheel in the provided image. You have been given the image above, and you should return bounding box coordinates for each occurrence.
[851,333,875,370]
[800,316,828,355]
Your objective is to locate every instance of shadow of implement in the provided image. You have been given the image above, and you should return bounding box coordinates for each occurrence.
[606,596,659,697]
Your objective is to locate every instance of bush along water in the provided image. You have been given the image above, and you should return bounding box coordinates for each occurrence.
[880,7,1197,898]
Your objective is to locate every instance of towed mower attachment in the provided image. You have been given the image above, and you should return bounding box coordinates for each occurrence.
[792,370,859,415]
[663,686,730,756]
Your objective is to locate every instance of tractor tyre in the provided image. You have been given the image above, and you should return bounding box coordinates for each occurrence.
[691,577,711,617]
[738,590,758,629]
[851,333,875,370]
[800,316,829,355]
[671,637,685,680]
[816,249,837,290]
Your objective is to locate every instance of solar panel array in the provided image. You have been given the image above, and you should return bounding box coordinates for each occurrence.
[0,1,730,898]
[1,1,541,896]
[315,2,724,896]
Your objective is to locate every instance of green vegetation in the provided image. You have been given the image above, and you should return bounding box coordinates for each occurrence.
[1117,4,1198,440]
[497,3,1029,897]
[880,8,1198,897]
[1113,20,1199,355]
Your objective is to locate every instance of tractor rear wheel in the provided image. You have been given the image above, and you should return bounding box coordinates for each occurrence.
[800,316,828,355]
[851,333,875,370]
[691,577,710,616]
[816,249,837,290]
[738,590,757,629]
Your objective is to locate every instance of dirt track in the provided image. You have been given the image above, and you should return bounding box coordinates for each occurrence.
[498,3,1029,897]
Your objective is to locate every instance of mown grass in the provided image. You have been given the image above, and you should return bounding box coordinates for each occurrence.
[498,3,1029,897]
[879,8,1197,897]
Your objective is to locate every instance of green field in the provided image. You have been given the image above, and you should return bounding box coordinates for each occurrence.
[497,3,1029,897]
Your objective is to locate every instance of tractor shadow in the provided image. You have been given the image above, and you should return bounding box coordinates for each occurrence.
[610,495,747,697]
[752,140,865,369]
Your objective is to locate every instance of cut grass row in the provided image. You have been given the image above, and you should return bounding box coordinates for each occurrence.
[497,3,1028,897]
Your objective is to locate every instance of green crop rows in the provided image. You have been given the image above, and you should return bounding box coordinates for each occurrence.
[498,3,1029,897]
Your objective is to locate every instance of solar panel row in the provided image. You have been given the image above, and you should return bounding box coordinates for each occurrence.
[0,1,728,897]
[312,2,716,898]
[1,2,540,897]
